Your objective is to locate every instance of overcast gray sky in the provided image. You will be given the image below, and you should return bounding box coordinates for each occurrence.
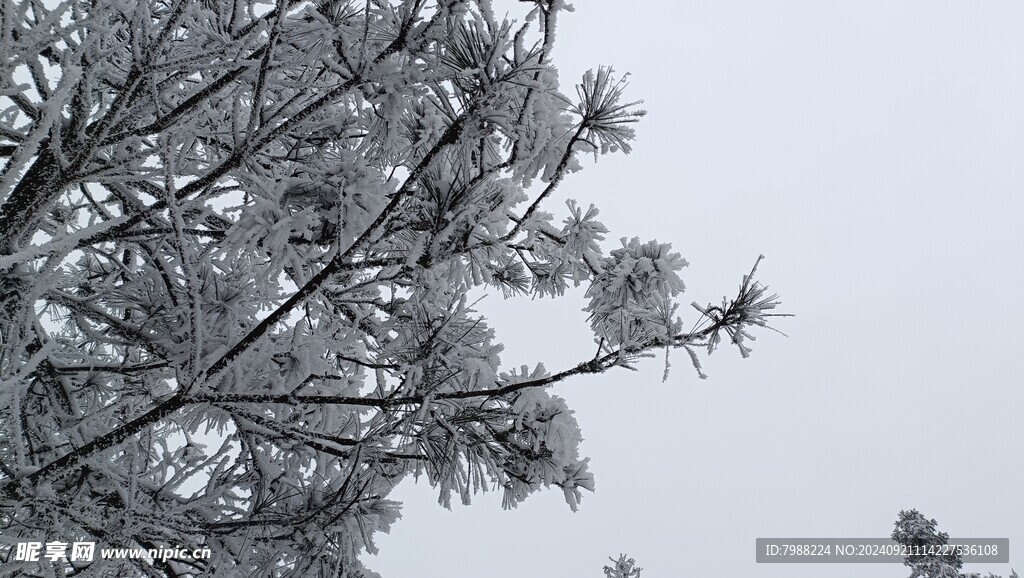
[365,2,1024,576]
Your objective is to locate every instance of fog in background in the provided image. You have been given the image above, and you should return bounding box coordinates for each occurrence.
[367,2,1024,576]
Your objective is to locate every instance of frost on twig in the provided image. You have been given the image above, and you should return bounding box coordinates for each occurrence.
[688,255,790,359]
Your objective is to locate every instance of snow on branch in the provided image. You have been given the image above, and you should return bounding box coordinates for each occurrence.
[0,0,785,575]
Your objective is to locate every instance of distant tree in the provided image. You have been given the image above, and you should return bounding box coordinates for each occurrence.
[0,0,786,575]
[892,508,963,578]
[892,509,1016,578]
[603,554,642,578]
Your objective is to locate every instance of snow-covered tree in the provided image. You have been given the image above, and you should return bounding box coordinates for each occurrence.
[892,508,963,578]
[0,0,786,575]
[603,554,642,578]
[891,509,1017,578]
